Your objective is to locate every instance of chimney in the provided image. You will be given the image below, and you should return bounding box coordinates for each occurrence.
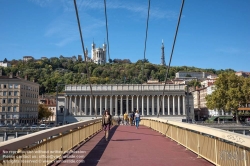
[9,72,13,78]
[25,75,28,80]
[0,69,2,76]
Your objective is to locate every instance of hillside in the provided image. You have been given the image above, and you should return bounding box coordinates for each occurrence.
[0,58,235,94]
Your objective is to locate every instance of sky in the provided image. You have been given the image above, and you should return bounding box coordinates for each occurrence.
[0,0,249,72]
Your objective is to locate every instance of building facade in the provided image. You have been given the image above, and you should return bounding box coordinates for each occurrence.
[0,71,39,124]
[58,84,194,119]
[176,71,210,79]
[23,56,34,62]
[39,95,56,121]
[0,61,11,68]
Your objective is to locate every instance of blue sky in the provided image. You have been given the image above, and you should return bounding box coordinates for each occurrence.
[0,0,249,71]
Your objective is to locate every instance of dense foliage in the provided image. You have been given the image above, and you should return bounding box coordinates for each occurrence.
[38,104,54,120]
[0,57,235,94]
[206,72,250,123]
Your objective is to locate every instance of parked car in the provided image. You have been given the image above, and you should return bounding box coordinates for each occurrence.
[39,124,46,129]
[0,123,5,127]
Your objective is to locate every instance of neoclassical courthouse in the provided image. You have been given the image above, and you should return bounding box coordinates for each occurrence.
[57,42,194,119]
[58,84,194,118]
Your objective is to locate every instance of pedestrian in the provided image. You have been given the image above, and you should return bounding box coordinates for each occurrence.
[123,112,128,125]
[132,111,135,125]
[102,110,112,141]
[128,112,132,125]
[135,110,140,129]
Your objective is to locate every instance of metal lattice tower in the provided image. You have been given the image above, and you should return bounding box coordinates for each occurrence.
[161,39,166,66]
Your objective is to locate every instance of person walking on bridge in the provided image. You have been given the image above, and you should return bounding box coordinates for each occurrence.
[135,110,140,129]
[102,110,112,141]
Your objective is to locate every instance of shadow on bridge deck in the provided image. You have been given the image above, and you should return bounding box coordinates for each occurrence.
[51,125,214,166]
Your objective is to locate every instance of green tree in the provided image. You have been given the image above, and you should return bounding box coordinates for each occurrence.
[206,72,248,123]
[38,104,53,120]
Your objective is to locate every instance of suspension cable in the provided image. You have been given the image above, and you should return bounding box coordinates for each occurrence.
[73,0,96,118]
[157,0,185,118]
[140,0,150,93]
[104,0,111,61]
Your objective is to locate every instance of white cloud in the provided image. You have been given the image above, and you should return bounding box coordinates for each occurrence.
[217,47,245,55]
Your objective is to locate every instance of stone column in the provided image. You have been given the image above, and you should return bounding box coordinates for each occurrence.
[100,95,102,115]
[152,95,155,115]
[65,95,68,115]
[69,95,72,115]
[142,95,144,116]
[178,95,180,115]
[75,95,78,115]
[137,95,139,111]
[162,95,165,115]
[157,95,160,115]
[79,95,82,116]
[105,96,108,110]
[120,95,123,116]
[183,95,186,115]
[173,95,175,115]
[168,95,170,115]
[90,96,92,115]
[95,95,97,116]
[84,95,87,115]
[115,95,118,116]
[126,95,129,113]
[110,95,113,115]
[147,95,149,115]
[132,95,134,112]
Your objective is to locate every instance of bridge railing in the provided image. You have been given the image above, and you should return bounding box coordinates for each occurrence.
[141,117,250,166]
[0,118,102,166]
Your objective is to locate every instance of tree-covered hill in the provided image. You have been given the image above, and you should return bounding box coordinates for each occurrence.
[0,57,235,94]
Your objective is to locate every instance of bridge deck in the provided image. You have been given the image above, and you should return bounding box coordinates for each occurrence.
[52,125,214,166]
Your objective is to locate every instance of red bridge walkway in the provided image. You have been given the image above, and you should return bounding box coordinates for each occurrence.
[52,125,214,166]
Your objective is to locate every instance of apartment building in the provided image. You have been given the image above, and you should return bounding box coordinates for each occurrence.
[191,87,209,120]
[0,70,39,125]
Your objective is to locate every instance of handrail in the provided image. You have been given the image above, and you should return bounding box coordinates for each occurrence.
[143,117,250,148]
[0,118,101,152]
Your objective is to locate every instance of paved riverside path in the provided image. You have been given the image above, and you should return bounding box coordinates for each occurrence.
[52,125,214,166]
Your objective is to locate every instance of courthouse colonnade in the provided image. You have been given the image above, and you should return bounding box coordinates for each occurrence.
[63,84,190,116]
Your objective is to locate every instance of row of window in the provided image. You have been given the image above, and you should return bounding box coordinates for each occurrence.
[1,91,19,96]
[24,92,38,98]
[2,98,19,104]
[1,99,38,105]
[1,106,38,112]
[1,106,17,112]
[0,84,19,89]
[0,84,39,92]
[20,99,38,105]
[21,85,39,92]
[20,107,38,112]
[1,114,19,119]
